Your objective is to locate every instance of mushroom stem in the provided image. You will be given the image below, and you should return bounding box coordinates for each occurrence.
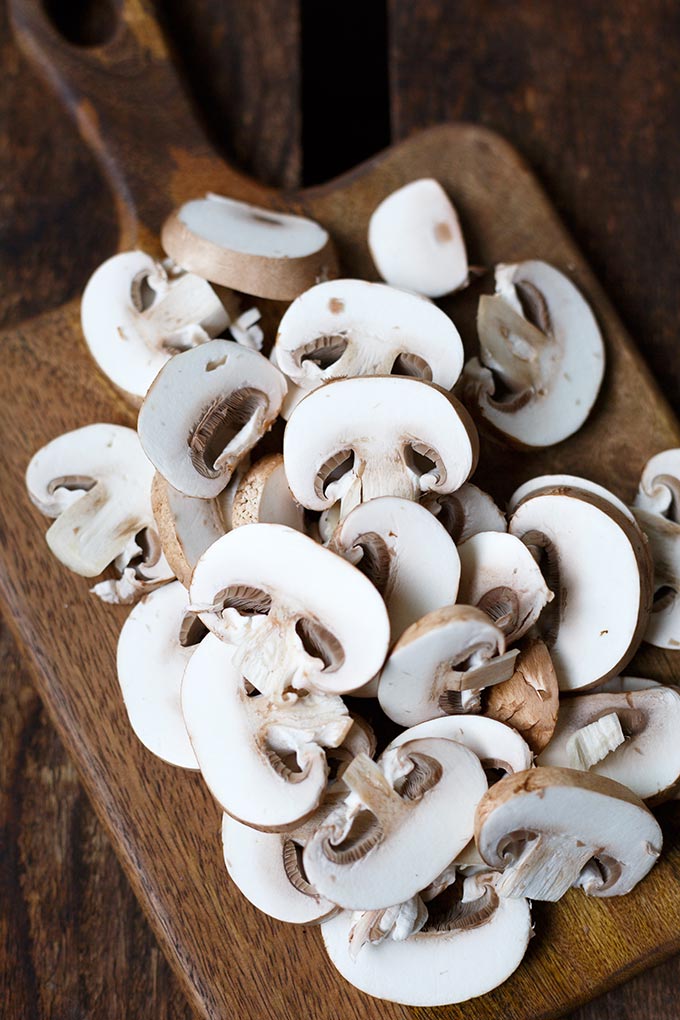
[448,648,520,692]
[342,753,403,817]
[495,834,594,901]
[566,713,626,771]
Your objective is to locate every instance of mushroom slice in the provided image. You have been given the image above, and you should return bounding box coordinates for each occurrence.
[421,482,506,543]
[387,715,532,777]
[138,339,286,498]
[631,507,680,649]
[116,581,200,768]
[485,639,559,755]
[598,675,662,693]
[80,251,229,403]
[182,634,352,830]
[189,524,390,698]
[284,376,478,513]
[509,488,652,690]
[347,896,428,957]
[537,686,680,802]
[161,193,337,300]
[231,453,304,531]
[273,279,463,390]
[221,814,337,924]
[379,605,518,727]
[367,178,468,298]
[475,767,662,901]
[303,737,487,909]
[152,473,228,588]
[509,474,636,526]
[458,531,553,644]
[329,497,460,641]
[462,261,604,447]
[635,448,680,520]
[321,872,531,1006]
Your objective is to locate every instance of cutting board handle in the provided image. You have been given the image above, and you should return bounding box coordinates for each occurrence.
[9,0,268,249]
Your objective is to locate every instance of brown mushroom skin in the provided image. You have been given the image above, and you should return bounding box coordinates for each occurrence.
[485,639,559,754]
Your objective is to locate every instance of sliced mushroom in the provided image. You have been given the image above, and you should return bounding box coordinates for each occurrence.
[379,605,518,726]
[387,715,533,776]
[321,872,531,1006]
[462,261,604,447]
[421,482,506,544]
[458,531,553,644]
[303,737,487,909]
[509,487,652,690]
[116,581,200,768]
[270,345,307,421]
[161,193,337,300]
[182,634,352,830]
[273,278,463,391]
[631,507,680,649]
[346,896,428,958]
[138,339,286,498]
[485,638,559,755]
[329,497,460,641]
[152,472,228,588]
[283,376,478,514]
[508,474,636,525]
[634,448,680,520]
[230,453,304,531]
[598,675,661,693]
[475,767,662,900]
[189,523,390,698]
[221,813,337,924]
[367,178,468,298]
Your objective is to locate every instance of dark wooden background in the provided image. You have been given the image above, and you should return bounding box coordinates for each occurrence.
[2,1,680,1017]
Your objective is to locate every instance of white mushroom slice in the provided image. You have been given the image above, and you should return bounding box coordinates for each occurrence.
[458,531,553,644]
[485,639,559,755]
[161,193,337,300]
[304,737,487,910]
[598,675,661,693]
[379,605,518,727]
[283,376,478,513]
[537,686,680,801]
[322,873,531,1006]
[475,767,662,901]
[230,453,304,531]
[462,261,604,447]
[116,581,200,768]
[270,345,307,421]
[273,279,463,391]
[422,482,506,544]
[509,488,652,690]
[221,814,336,924]
[80,251,229,402]
[182,634,352,830]
[367,179,468,298]
[152,473,228,588]
[508,474,636,526]
[631,507,680,649]
[189,524,390,698]
[329,497,460,641]
[138,339,286,498]
[387,715,532,776]
[635,448,680,520]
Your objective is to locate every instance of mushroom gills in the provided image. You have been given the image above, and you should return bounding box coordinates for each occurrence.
[189,387,267,479]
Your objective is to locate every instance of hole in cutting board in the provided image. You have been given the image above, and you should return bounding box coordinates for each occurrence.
[43,0,120,47]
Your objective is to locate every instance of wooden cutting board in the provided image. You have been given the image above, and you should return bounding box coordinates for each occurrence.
[5,2,680,1018]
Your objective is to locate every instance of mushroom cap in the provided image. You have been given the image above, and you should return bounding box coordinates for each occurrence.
[161,193,337,300]
[283,376,478,511]
[422,482,506,544]
[189,524,390,696]
[508,473,636,526]
[485,638,559,755]
[230,453,305,531]
[138,339,286,498]
[537,686,680,801]
[116,581,199,769]
[80,250,229,402]
[457,530,553,644]
[631,507,680,649]
[367,178,468,298]
[329,496,460,641]
[378,605,514,727]
[475,767,662,899]
[635,448,680,520]
[509,488,652,690]
[303,737,487,909]
[221,814,336,924]
[152,472,227,588]
[463,260,604,448]
[273,278,464,390]
[387,715,532,775]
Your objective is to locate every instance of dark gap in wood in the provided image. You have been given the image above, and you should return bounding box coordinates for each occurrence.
[42,0,120,47]
[300,0,390,185]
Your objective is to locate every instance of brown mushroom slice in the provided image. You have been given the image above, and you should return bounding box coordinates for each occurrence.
[189,523,390,698]
[152,473,228,588]
[378,605,518,727]
[458,531,553,644]
[161,193,337,300]
[182,634,352,830]
[422,482,506,543]
[221,814,337,924]
[274,278,463,390]
[631,507,680,649]
[303,737,487,909]
[367,178,468,298]
[283,376,478,514]
[475,767,662,901]
[509,474,636,526]
[138,339,286,499]
[509,488,652,690]
[329,497,460,641]
[485,639,559,755]
[321,872,531,1006]
[387,715,532,776]
[462,261,604,447]
[231,453,304,531]
[634,448,680,520]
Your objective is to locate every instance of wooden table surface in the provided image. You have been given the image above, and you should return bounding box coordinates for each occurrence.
[2,2,680,1017]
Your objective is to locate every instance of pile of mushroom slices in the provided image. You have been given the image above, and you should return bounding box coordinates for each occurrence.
[24,176,680,1007]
